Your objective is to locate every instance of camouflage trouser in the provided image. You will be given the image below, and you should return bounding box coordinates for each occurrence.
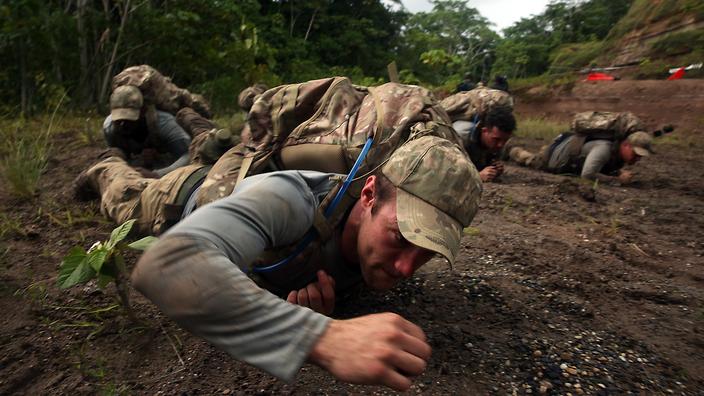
[85,157,206,235]
[194,143,248,208]
[176,107,216,138]
[507,145,550,170]
[176,107,217,165]
[176,107,241,166]
[112,65,212,118]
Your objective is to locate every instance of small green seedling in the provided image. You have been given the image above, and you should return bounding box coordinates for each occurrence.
[58,219,157,322]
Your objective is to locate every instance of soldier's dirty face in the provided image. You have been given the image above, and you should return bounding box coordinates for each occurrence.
[619,141,640,165]
[480,126,512,153]
[356,192,435,290]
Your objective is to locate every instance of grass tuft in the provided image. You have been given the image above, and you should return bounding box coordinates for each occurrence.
[0,213,24,240]
[0,120,53,198]
[515,117,569,141]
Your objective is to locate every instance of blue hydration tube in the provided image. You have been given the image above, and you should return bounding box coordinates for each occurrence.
[469,113,481,135]
[252,136,375,273]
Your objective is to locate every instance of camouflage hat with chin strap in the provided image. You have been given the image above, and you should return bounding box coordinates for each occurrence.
[381,135,482,265]
[627,131,654,157]
[110,85,143,121]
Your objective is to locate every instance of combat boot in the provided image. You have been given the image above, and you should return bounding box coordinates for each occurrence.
[71,167,99,201]
[508,146,535,167]
[72,151,125,201]
[197,129,235,163]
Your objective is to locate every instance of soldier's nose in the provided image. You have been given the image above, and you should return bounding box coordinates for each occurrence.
[394,256,415,278]
[394,249,429,278]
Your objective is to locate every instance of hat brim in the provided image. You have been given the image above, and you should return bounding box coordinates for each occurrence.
[396,188,462,265]
[111,107,140,121]
[633,146,652,157]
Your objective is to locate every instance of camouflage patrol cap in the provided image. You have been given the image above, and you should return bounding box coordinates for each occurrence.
[627,131,654,156]
[381,136,482,265]
[110,85,143,121]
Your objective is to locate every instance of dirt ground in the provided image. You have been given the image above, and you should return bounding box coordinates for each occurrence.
[1,79,703,395]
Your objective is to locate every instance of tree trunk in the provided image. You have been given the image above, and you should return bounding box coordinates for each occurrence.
[99,0,132,107]
[303,7,319,42]
[290,0,294,37]
[76,0,90,106]
[19,41,28,115]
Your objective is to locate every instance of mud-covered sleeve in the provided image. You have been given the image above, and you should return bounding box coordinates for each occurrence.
[580,141,612,179]
[131,172,331,381]
[154,111,191,176]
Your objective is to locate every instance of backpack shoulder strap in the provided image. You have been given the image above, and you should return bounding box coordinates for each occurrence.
[313,175,351,242]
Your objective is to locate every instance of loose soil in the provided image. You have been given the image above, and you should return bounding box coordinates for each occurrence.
[1,79,703,395]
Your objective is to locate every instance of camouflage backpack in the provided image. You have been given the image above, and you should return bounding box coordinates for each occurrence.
[195,76,464,208]
[188,77,470,294]
[440,86,514,123]
[559,111,646,161]
[112,65,212,119]
[571,111,645,141]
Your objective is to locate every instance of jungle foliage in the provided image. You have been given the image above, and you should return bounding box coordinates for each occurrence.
[0,0,686,115]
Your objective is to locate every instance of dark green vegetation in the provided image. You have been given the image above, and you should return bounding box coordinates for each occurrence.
[2,0,701,115]
[0,0,635,115]
[492,0,632,78]
[605,0,704,40]
[595,0,704,79]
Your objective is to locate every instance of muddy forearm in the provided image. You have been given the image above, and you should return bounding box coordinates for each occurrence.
[131,234,330,381]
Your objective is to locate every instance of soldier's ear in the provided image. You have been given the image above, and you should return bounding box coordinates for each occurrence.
[359,175,377,209]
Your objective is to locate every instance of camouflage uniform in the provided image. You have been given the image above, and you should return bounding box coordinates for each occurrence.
[507,112,652,178]
[111,65,214,167]
[77,77,466,237]
[112,65,211,119]
[77,157,208,235]
[130,136,481,382]
[172,106,238,166]
[440,86,514,123]
[440,86,514,170]
[196,76,463,208]
[104,85,192,176]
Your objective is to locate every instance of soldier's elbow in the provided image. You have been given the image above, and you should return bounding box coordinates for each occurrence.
[131,248,160,296]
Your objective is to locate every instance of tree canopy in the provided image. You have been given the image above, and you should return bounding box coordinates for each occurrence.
[0,0,636,115]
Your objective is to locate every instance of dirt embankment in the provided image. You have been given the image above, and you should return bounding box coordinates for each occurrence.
[0,79,703,395]
[517,79,704,134]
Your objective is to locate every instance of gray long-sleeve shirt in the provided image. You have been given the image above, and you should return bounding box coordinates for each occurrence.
[103,110,191,176]
[132,171,363,381]
[548,137,617,179]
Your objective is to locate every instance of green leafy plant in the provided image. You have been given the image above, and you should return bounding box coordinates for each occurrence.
[58,220,157,322]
